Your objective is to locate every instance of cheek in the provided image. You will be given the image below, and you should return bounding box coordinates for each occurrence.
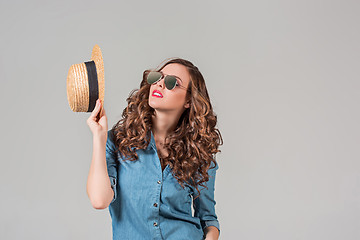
[169,92,187,103]
[149,85,157,96]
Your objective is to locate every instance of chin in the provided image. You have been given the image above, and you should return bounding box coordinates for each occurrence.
[149,101,170,112]
[148,98,163,109]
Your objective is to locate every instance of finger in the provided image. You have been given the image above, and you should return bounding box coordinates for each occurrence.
[90,99,101,118]
[99,110,106,121]
[100,102,106,117]
[98,102,104,117]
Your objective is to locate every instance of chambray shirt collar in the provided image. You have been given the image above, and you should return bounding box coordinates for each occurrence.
[146,130,157,151]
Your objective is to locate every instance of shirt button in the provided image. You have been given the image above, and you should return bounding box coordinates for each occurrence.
[153,203,158,207]
[157,180,161,184]
[153,222,158,227]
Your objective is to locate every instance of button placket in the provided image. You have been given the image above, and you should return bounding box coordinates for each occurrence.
[155,180,161,208]
[152,177,161,232]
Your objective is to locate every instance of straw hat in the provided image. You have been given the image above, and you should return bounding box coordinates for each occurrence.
[66,44,104,118]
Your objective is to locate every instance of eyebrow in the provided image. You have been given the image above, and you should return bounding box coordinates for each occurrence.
[160,71,183,83]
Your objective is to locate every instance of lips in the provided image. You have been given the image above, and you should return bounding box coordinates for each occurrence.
[152,90,163,98]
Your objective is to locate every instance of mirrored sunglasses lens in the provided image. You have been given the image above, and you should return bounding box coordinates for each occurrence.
[165,76,177,90]
[147,72,161,84]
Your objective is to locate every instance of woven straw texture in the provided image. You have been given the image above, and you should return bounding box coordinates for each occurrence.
[66,44,105,113]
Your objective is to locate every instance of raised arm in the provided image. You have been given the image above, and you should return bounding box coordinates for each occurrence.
[86,99,116,209]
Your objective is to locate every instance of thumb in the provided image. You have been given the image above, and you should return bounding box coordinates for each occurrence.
[98,114,108,129]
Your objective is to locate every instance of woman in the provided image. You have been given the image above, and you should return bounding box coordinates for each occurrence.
[86,58,223,240]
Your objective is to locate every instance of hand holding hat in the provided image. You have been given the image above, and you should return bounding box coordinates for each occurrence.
[86,98,108,137]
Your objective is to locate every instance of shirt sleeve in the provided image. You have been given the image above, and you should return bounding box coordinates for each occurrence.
[106,129,118,204]
[193,160,220,236]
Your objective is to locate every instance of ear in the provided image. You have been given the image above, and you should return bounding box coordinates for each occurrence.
[184,99,191,108]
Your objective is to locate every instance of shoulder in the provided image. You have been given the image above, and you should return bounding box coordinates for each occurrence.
[106,129,118,153]
[107,128,115,137]
[209,159,219,172]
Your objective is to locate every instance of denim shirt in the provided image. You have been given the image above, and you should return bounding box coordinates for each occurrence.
[105,129,220,240]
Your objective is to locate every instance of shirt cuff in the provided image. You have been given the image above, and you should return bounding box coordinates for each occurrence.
[201,220,220,236]
[109,176,117,204]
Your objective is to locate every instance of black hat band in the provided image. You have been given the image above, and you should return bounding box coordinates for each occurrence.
[84,61,99,112]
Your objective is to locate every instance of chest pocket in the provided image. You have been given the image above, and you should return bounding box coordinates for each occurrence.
[161,171,193,215]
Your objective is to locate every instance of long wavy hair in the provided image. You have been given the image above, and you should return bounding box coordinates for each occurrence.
[111,57,223,198]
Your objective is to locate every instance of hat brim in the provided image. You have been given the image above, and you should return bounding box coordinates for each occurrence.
[91,44,105,116]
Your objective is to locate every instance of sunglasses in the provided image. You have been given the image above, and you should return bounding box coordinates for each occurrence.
[147,71,186,90]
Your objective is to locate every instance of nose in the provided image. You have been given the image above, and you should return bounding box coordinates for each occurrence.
[155,77,165,89]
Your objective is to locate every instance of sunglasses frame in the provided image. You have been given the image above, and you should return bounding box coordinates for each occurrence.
[147,71,188,91]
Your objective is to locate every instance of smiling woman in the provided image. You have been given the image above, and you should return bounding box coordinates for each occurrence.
[86,57,223,240]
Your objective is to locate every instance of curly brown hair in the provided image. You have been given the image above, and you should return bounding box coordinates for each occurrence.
[110,57,223,199]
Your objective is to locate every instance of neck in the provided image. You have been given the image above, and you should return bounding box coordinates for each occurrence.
[151,109,182,141]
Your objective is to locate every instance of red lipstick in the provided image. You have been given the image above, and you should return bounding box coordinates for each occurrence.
[152,90,163,98]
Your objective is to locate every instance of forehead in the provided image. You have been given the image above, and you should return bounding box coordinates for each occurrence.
[161,63,190,85]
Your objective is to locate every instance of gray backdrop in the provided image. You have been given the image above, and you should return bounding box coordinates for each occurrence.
[1,0,359,239]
